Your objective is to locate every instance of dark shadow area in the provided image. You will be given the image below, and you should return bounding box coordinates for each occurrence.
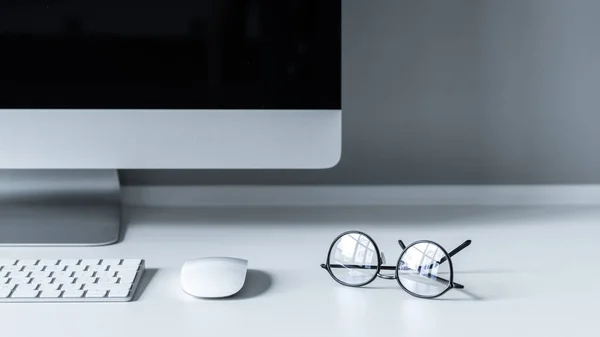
[355,285,486,301]
[118,204,567,244]
[456,289,485,301]
[133,268,158,301]
[126,205,490,227]
[436,289,486,301]
[455,269,517,274]
[220,270,272,300]
[124,205,600,229]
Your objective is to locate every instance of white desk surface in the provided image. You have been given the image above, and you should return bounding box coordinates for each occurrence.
[1,204,598,337]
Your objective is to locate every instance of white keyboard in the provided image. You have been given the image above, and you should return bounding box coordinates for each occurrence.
[0,258,145,302]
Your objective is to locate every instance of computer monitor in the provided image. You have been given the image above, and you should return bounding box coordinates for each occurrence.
[0,0,341,245]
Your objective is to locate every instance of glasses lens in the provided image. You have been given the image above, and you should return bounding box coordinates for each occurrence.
[328,232,379,285]
[397,242,451,297]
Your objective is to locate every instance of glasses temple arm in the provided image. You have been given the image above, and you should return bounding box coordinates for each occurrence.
[415,239,471,272]
[439,240,472,264]
[437,276,464,289]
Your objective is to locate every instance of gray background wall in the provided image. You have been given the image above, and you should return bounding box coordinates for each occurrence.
[122,0,600,185]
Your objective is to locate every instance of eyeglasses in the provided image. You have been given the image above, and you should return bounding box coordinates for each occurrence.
[320,231,471,299]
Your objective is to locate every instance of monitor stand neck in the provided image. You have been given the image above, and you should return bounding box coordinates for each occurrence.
[0,170,121,246]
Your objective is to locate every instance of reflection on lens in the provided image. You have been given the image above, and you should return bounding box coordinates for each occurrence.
[328,232,378,285]
[397,242,450,297]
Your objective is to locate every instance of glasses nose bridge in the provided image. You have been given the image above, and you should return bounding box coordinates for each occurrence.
[377,273,396,280]
[377,251,398,280]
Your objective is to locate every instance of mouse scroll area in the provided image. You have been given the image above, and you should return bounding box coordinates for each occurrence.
[180,257,248,298]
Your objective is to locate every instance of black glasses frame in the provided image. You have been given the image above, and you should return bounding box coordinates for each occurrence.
[320,230,471,299]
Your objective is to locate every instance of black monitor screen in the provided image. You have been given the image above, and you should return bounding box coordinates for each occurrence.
[0,0,341,109]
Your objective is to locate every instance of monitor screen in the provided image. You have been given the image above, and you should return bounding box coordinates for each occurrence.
[0,0,341,109]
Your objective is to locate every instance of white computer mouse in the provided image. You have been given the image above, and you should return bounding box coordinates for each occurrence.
[180,257,248,298]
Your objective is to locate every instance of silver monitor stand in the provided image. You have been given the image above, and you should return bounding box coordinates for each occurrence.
[0,170,121,246]
[0,109,341,246]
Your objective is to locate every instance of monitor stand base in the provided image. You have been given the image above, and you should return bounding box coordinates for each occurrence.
[0,170,121,246]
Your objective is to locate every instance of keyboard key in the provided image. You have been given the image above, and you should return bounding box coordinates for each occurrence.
[54,278,75,286]
[81,259,101,266]
[16,260,39,266]
[39,259,59,267]
[40,290,63,298]
[52,271,74,279]
[116,271,138,284]
[30,271,53,278]
[60,283,82,291]
[59,259,81,266]
[25,265,45,272]
[73,271,95,278]
[97,277,118,284]
[0,288,13,298]
[87,282,120,288]
[65,265,86,272]
[94,271,116,278]
[62,290,84,298]
[107,283,133,291]
[85,290,107,298]
[83,283,126,291]
[36,277,54,284]
[11,289,39,298]
[117,283,133,290]
[38,284,60,291]
[86,265,109,272]
[9,278,32,285]
[121,259,142,266]
[76,277,97,285]
[82,283,102,290]
[101,259,122,266]
[9,271,31,279]
[16,284,39,291]
[44,265,65,272]
[108,289,130,298]
[2,265,23,272]
[0,259,17,266]
[112,264,140,271]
